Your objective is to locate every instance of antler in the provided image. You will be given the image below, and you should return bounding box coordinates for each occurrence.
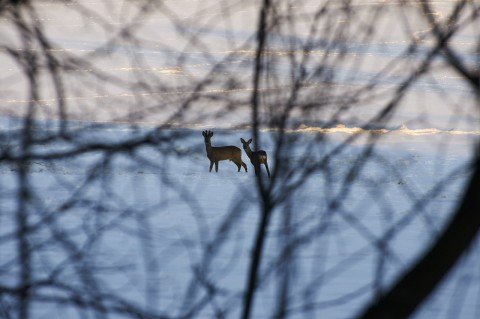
[202,130,214,137]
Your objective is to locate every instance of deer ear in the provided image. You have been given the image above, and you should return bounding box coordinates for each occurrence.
[210,131,214,137]
[240,138,245,143]
[202,131,205,136]
[248,138,252,144]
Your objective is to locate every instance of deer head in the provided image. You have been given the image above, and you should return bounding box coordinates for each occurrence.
[240,138,253,152]
[202,130,214,144]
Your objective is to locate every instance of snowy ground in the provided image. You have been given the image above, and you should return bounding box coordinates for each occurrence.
[0,116,478,318]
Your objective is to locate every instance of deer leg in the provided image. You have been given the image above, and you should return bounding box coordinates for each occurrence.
[209,161,214,172]
[215,161,219,172]
[231,159,239,172]
[242,161,248,172]
[264,161,271,178]
[234,160,247,172]
[254,164,259,176]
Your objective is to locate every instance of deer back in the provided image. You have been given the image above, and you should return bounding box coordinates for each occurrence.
[254,150,268,164]
[210,145,242,161]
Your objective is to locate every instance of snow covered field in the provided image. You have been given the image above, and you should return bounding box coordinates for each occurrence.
[0,116,478,318]
[0,0,479,318]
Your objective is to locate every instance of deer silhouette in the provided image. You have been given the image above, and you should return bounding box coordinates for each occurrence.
[202,130,247,173]
[240,138,271,178]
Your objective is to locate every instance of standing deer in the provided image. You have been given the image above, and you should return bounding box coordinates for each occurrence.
[202,130,248,173]
[240,138,271,178]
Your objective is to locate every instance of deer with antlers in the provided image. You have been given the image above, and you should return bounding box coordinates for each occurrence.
[202,130,248,173]
[240,138,271,178]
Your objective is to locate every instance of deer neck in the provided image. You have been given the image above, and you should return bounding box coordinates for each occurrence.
[245,145,254,159]
[205,141,213,156]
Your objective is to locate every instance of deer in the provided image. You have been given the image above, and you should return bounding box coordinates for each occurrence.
[202,130,248,173]
[240,138,271,178]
